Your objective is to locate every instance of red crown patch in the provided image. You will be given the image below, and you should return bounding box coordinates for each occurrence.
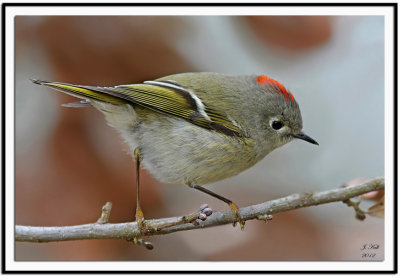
[255,74,294,102]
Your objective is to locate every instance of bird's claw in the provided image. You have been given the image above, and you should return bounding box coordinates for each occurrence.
[229,202,245,230]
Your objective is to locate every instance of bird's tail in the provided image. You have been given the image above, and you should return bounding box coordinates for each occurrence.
[31,79,126,107]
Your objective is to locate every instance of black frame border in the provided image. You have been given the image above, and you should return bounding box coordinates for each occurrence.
[1,2,397,274]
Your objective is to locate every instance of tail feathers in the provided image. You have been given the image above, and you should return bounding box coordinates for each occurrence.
[31,79,50,85]
[30,79,126,105]
[61,100,92,108]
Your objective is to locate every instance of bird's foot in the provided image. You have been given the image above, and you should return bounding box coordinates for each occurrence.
[229,202,245,230]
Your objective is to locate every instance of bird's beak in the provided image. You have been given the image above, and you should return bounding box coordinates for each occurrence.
[291,132,319,145]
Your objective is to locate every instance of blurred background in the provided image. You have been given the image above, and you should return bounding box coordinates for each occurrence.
[15,15,384,261]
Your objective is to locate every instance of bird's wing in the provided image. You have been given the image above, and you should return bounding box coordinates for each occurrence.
[32,79,243,137]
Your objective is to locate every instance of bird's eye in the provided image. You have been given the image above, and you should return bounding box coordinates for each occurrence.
[272,120,283,130]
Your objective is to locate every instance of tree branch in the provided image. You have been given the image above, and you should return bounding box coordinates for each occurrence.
[15,177,384,244]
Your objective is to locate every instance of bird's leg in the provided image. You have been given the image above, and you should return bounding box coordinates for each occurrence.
[134,148,146,234]
[131,149,155,250]
[185,182,245,230]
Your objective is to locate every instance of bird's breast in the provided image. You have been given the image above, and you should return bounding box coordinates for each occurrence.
[128,114,258,185]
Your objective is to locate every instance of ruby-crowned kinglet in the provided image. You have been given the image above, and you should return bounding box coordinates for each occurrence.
[32,72,318,230]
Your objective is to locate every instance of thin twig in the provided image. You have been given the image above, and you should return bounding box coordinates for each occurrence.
[96,202,112,224]
[15,177,384,243]
[343,198,367,221]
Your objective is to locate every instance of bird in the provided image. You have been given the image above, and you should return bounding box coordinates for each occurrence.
[31,72,318,232]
